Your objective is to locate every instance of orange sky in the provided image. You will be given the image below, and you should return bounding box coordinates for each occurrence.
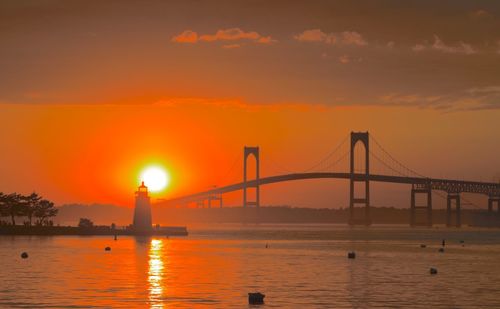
[0,100,498,208]
[0,1,499,208]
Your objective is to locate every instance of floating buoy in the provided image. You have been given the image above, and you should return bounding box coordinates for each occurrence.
[430,267,438,275]
[248,292,265,304]
[265,243,269,248]
[347,251,356,259]
[420,244,427,248]
[21,252,28,259]
[438,248,444,253]
[459,240,465,244]
[114,235,117,241]
[105,247,111,251]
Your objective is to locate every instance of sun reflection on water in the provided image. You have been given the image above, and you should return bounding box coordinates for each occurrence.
[148,239,164,308]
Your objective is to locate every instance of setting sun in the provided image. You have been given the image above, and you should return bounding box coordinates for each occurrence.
[140,166,170,192]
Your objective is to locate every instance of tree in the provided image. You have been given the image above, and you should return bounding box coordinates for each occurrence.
[3,193,25,225]
[0,192,8,219]
[34,199,58,226]
[23,192,42,226]
[78,218,94,229]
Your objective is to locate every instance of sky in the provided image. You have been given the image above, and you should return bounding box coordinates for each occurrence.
[0,0,499,209]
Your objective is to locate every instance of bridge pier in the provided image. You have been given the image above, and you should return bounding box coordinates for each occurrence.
[349,132,371,226]
[488,196,500,213]
[243,146,260,207]
[208,192,223,208]
[446,193,461,227]
[196,200,205,208]
[410,183,432,227]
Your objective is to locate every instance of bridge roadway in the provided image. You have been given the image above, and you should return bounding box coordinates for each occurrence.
[159,172,500,206]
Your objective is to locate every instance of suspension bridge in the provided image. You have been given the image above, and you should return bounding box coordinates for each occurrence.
[158,132,500,227]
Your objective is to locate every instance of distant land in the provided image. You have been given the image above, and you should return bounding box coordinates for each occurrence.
[55,204,500,227]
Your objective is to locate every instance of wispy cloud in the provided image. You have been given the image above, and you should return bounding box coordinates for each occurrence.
[338,54,362,64]
[294,29,367,46]
[172,28,276,46]
[412,35,476,55]
[380,86,500,111]
[470,9,490,19]
[171,30,198,43]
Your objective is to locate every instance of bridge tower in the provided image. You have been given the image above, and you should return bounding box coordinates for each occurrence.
[349,132,371,226]
[243,146,260,207]
[446,193,461,227]
[410,183,432,227]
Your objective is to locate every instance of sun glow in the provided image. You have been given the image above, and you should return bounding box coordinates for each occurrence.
[140,166,170,192]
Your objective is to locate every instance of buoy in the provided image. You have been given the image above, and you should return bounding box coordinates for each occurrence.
[347,251,356,259]
[430,267,438,275]
[420,244,427,248]
[265,243,269,248]
[105,246,111,251]
[459,240,464,244]
[438,248,444,253]
[21,252,28,259]
[114,235,117,241]
[248,292,265,304]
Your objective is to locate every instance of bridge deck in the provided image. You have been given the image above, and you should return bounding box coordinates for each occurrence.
[159,173,500,206]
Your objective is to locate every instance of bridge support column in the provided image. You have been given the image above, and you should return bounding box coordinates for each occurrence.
[446,193,461,227]
[196,200,205,208]
[488,196,500,214]
[349,132,371,226]
[208,192,223,208]
[410,183,432,227]
[243,146,260,208]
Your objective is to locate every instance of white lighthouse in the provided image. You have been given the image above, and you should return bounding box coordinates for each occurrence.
[133,181,152,232]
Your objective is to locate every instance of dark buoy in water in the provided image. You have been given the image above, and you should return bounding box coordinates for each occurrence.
[347,251,356,259]
[114,234,117,241]
[248,292,265,304]
[442,239,446,247]
[430,267,438,275]
[21,252,28,259]
[438,248,444,253]
[265,243,269,248]
[105,246,111,251]
[420,244,427,248]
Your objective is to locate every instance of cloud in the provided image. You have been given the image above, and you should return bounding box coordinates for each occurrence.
[171,28,276,46]
[338,55,350,64]
[471,9,490,19]
[171,30,198,43]
[294,29,367,46]
[412,35,476,55]
[222,44,241,49]
[379,86,500,111]
[338,55,362,64]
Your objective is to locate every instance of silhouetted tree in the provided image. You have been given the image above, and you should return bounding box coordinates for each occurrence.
[34,199,58,226]
[3,193,25,225]
[78,218,94,228]
[23,192,42,226]
[0,192,9,222]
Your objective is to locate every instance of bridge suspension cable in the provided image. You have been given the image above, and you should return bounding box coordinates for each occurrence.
[369,134,428,178]
[303,135,349,173]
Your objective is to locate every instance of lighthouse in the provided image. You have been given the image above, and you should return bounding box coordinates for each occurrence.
[133,181,152,232]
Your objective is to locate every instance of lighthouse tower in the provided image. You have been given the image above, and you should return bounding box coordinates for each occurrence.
[133,181,152,232]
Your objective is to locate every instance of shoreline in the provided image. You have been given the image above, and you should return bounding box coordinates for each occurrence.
[0,225,188,236]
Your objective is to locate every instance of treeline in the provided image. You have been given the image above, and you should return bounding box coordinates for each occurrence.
[0,192,58,226]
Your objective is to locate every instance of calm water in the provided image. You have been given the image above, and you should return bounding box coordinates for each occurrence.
[1,225,500,308]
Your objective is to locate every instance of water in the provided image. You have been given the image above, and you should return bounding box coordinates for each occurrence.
[1,224,500,308]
